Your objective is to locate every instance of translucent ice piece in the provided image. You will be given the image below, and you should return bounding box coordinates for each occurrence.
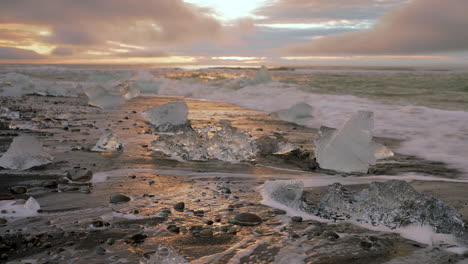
[0,73,35,96]
[263,180,304,207]
[84,85,125,108]
[251,66,272,85]
[373,142,395,160]
[143,245,188,264]
[206,120,257,162]
[0,135,53,170]
[0,197,41,218]
[112,81,140,100]
[270,102,313,126]
[315,111,375,173]
[151,130,208,161]
[142,101,190,132]
[92,130,123,152]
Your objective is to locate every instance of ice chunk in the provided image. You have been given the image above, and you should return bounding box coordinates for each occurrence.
[33,80,83,97]
[0,107,20,120]
[0,135,53,170]
[373,141,395,160]
[142,101,191,132]
[310,181,466,238]
[0,197,41,218]
[143,244,188,264]
[315,111,375,173]
[251,66,272,85]
[263,180,304,207]
[0,73,35,96]
[151,130,208,161]
[92,131,123,152]
[206,120,257,162]
[130,70,163,94]
[270,102,313,126]
[84,81,139,108]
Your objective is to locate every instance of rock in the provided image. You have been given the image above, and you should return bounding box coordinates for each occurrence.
[66,168,93,182]
[218,187,231,194]
[199,228,213,237]
[142,101,191,132]
[42,181,58,189]
[270,102,313,126]
[291,216,303,222]
[144,245,188,263]
[106,238,116,245]
[0,218,7,224]
[321,230,340,240]
[173,202,185,211]
[271,209,287,215]
[227,227,237,234]
[167,225,180,234]
[256,135,299,155]
[263,180,304,207]
[0,135,53,170]
[128,233,147,244]
[110,194,130,204]
[360,240,373,249]
[96,246,106,255]
[234,213,262,226]
[0,107,19,120]
[9,186,27,194]
[92,130,123,152]
[315,111,375,173]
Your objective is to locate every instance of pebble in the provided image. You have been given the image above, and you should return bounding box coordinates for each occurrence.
[218,187,231,194]
[0,218,7,225]
[106,238,116,245]
[234,213,262,226]
[174,202,185,211]
[9,186,27,194]
[199,228,213,237]
[66,168,93,182]
[110,194,130,204]
[360,240,373,249]
[96,246,106,255]
[271,209,287,215]
[291,216,303,222]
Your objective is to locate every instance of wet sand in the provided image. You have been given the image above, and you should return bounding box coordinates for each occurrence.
[0,94,467,263]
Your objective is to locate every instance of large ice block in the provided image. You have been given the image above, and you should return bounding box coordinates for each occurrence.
[315,111,375,173]
[0,73,35,97]
[270,102,313,126]
[92,130,124,152]
[142,101,191,132]
[251,65,272,85]
[0,135,53,170]
[151,130,208,161]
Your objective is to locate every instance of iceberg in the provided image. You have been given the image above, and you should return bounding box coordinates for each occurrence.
[0,135,53,170]
[270,102,313,126]
[206,120,257,162]
[142,101,191,132]
[92,130,123,152]
[315,111,375,173]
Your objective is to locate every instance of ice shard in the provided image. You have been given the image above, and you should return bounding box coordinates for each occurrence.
[0,135,53,170]
[142,101,191,132]
[373,141,395,160]
[206,120,257,162]
[270,102,313,126]
[92,130,123,152]
[85,81,139,108]
[315,111,375,173]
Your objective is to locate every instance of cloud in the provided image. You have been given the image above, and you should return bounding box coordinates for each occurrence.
[51,47,74,56]
[0,46,44,60]
[281,0,468,55]
[116,49,169,58]
[0,0,222,49]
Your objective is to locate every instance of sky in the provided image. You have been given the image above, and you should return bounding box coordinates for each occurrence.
[0,0,467,66]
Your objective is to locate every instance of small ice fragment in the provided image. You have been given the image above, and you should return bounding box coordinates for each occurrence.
[206,120,257,162]
[142,101,191,132]
[112,81,140,100]
[263,180,304,207]
[24,197,40,211]
[92,131,123,152]
[315,111,375,173]
[0,107,20,120]
[0,135,53,170]
[85,84,125,108]
[373,142,395,160]
[270,102,313,126]
[151,130,208,161]
[143,244,188,264]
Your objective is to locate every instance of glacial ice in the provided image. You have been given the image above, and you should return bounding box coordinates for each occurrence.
[373,141,395,160]
[85,81,139,108]
[252,65,272,85]
[263,180,304,207]
[142,101,191,132]
[0,73,35,96]
[130,70,163,94]
[270,102,313,126]
[151,130,208,161]
[151,120,257,162]
[0,135,53,170]
[206,120,257,162]
[92,130,123,152]
[315,111,376,173]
